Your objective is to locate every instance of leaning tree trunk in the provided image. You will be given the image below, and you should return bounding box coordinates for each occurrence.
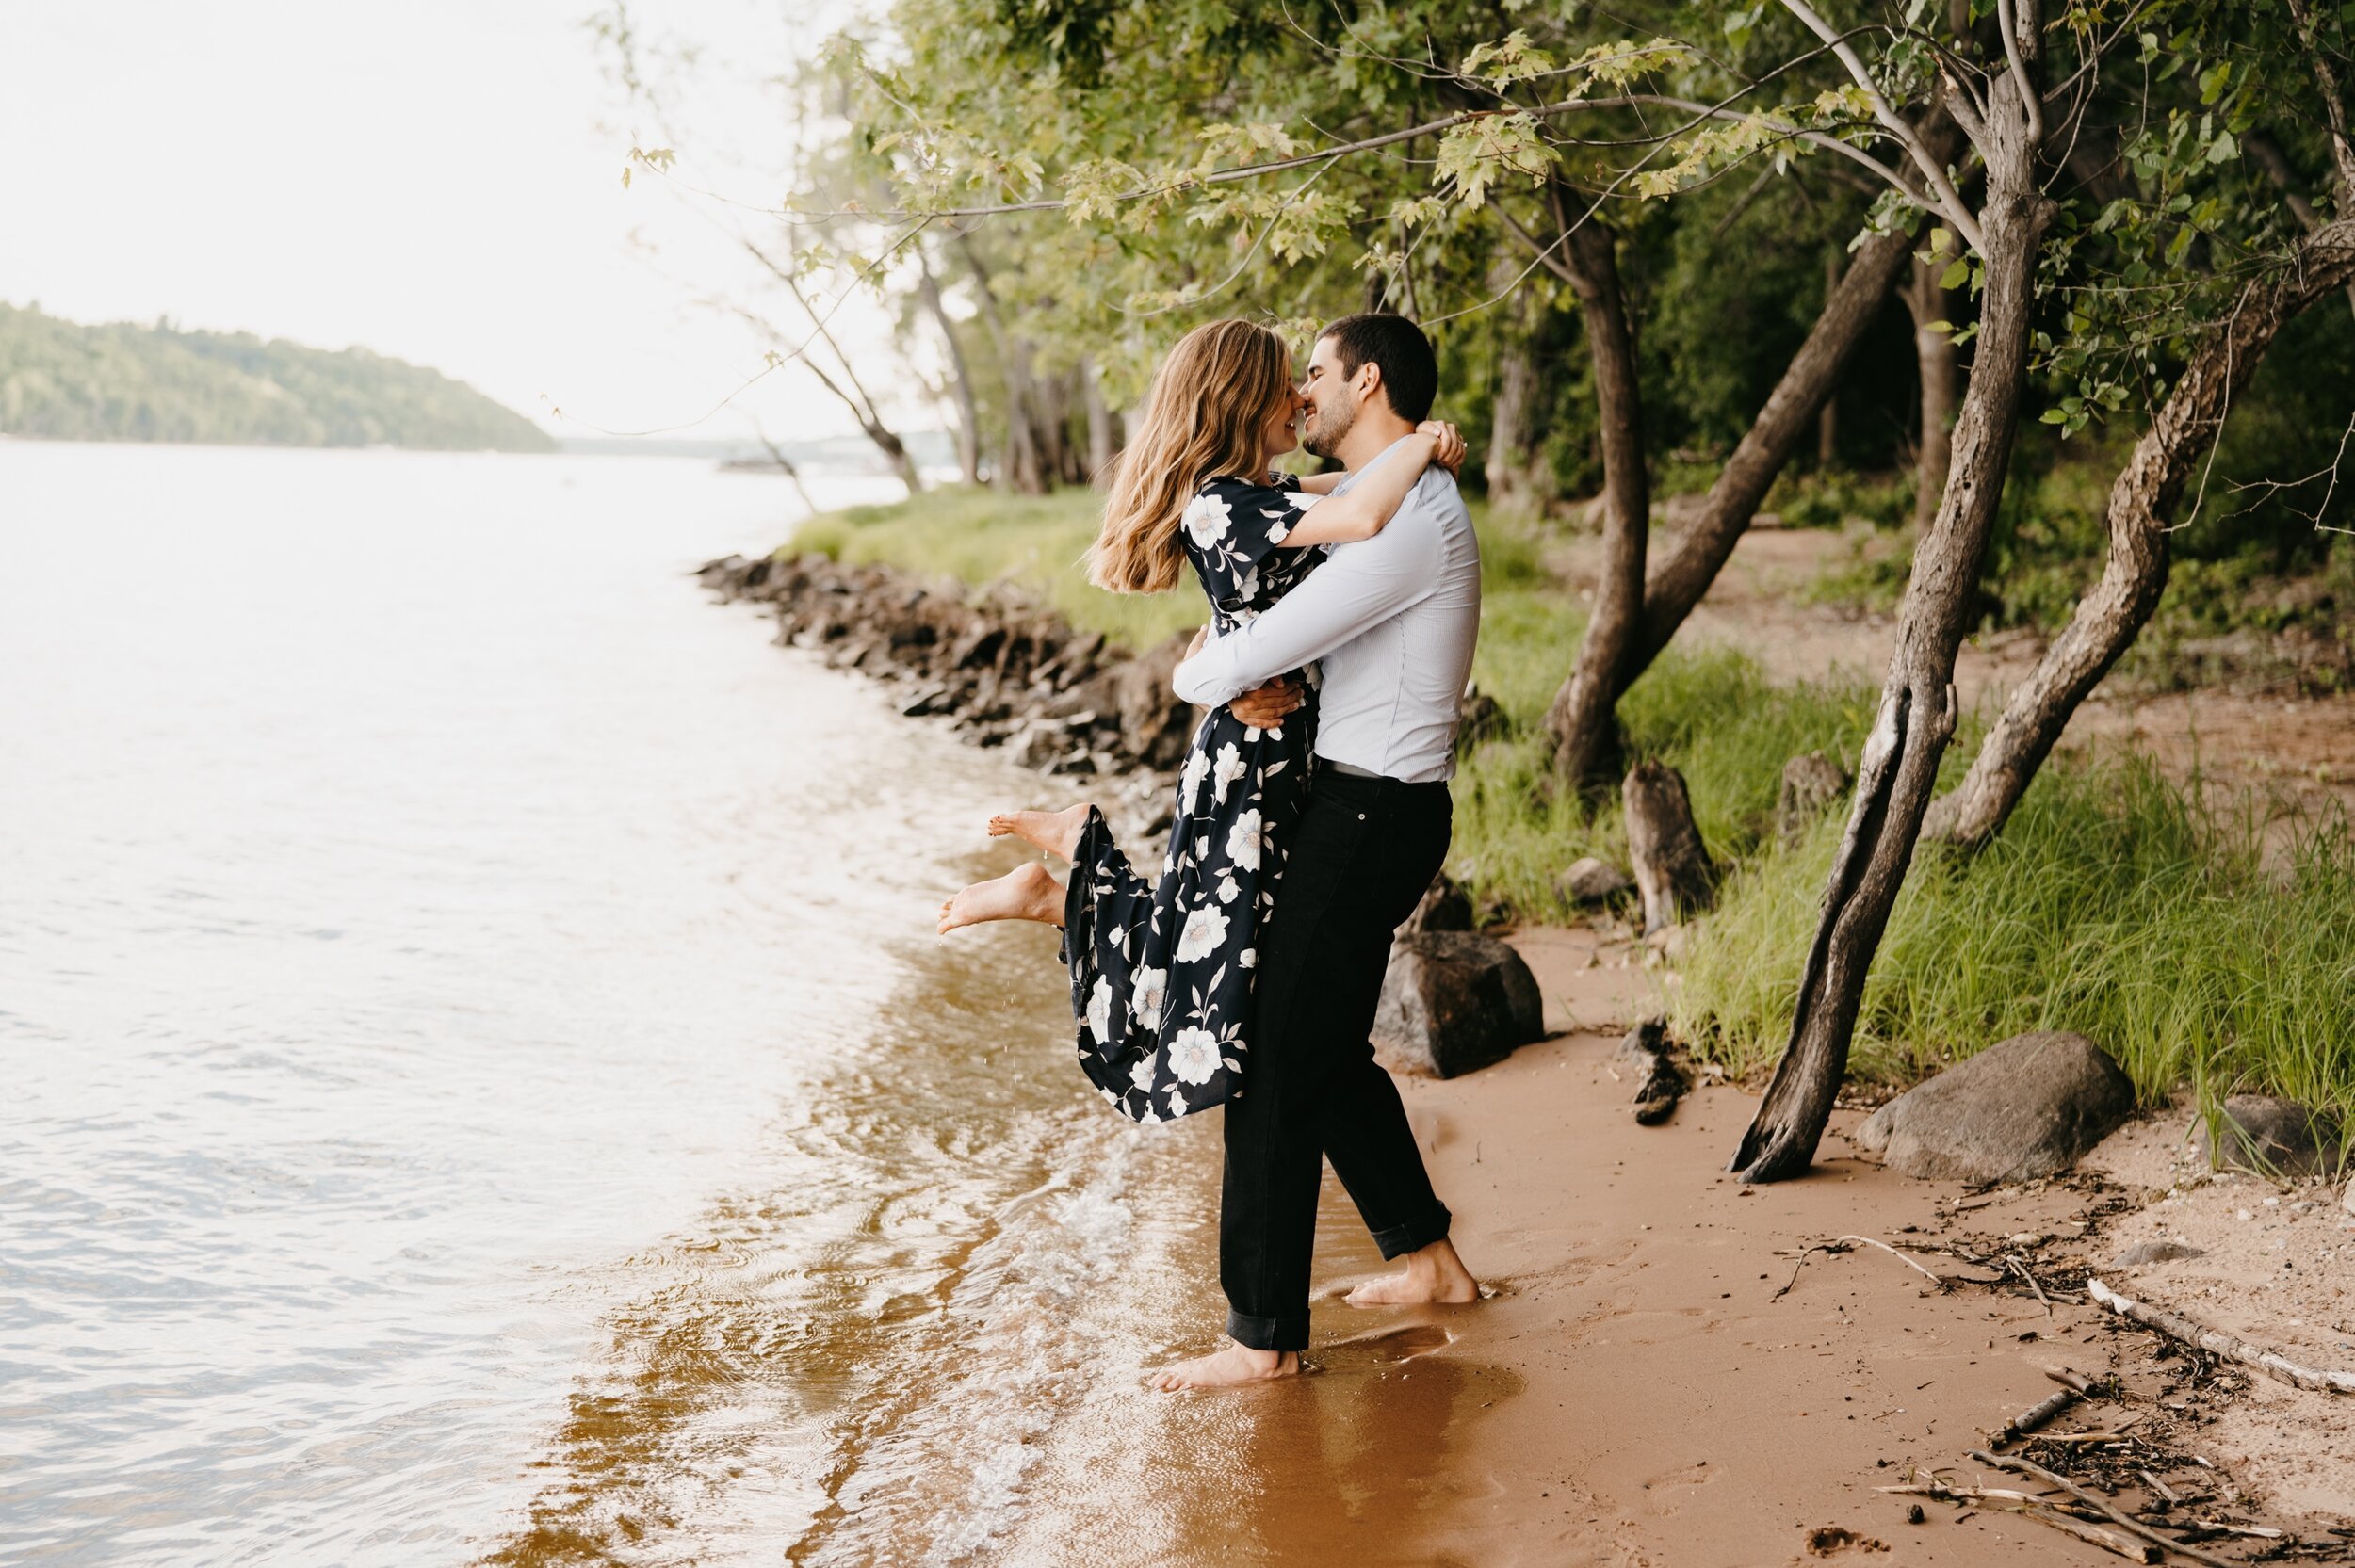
[1924,217,2355,847]
[1816,249,1842,466]
[1908,253,1958,533]
[1542,206,1652,790]
[1080,357,1118,485]
[1580,109,1966,702]
[1485,280,1548,511]
[917,254,983,485]
[1730,77,2050,1185]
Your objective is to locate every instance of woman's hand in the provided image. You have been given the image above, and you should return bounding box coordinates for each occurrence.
[1418,420,1467,477]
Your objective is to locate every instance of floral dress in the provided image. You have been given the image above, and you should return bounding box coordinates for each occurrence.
[1059,474,1326,1123]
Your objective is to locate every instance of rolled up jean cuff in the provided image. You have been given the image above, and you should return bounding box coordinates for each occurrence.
[1225,1307,1312,1353]
[1369,1202,1452,1262]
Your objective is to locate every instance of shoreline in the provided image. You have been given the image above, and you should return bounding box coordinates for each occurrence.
[707,540,2355,1562]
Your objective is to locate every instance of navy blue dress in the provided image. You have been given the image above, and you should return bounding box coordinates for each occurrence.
[1059,475,1325,1123]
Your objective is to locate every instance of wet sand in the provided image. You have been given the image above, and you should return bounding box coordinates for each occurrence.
[1030,927,2355,1567]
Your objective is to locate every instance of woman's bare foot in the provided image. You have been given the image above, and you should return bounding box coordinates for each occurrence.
[1344,1237,1480,1306]
[987,802,1093,863]
[1145,1342,1300,1391]
[937,861,1064,934]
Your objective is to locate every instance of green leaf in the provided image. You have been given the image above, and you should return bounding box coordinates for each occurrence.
[1940,258,1970,290]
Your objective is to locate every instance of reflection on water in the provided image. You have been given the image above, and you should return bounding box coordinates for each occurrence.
[1,442,1503,1567]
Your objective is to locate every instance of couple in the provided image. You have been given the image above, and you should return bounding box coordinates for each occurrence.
[940,313,1483,1390]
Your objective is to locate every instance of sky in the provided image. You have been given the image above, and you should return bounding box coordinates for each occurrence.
[1,1,901,441]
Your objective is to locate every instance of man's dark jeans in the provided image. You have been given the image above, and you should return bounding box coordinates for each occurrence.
[1221,769,1454,1352]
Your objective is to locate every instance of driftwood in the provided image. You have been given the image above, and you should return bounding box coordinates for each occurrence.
[1882,1478,2155,1561]
[2087,1277,2355,1395]
[1968,1450,2239,1568]
[1616,1019,1687,1124]
[1988,1367,2092,1447]
[1622,762,1716,935]
[1774,1235,1946,1300]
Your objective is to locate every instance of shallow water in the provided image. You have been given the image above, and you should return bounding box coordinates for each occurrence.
[1,443,1490,1566]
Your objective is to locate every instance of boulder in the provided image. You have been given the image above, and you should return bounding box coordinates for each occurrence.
[1402,872,1474,933]
[1556,856,1632,906]
[1107,632,1202,770]
[1777,752,1850,847]
[1853,1031,2136,1183]
[2201,1095,2347,1181]
[1373,931,1545,1079]
[1455,687,1508,751]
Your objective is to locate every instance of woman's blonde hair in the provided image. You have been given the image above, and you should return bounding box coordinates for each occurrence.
[1088,319,1291,594]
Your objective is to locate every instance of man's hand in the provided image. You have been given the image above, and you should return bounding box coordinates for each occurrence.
[1226,673,1303,730]
[1419,419,1467,477]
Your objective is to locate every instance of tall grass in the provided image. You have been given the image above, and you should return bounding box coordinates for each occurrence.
[1674,753,2355,1126]
[782,485,2355,1120]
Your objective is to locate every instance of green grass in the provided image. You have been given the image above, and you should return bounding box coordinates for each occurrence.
[789,485,2355,1122]
[1674,754,2355,1130]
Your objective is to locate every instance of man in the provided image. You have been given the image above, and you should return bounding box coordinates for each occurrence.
[1150,313,1483,1390]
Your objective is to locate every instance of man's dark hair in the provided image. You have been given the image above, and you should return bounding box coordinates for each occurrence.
[1318,313,1437,424]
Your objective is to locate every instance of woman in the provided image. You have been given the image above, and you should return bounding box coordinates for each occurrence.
[937,317,1461,1123]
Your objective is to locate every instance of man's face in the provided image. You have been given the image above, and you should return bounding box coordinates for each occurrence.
[1297,335,1361,459]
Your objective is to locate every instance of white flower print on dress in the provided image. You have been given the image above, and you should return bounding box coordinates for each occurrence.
[1215,872,1240,904]
[1167,1027,1222,1086]
[1183,492,1233,548]
[1174,903,1229,964]
[1239,947,1257,968]
[1129,965,1168,1026]
[1130,1052,1158,1090]
[1226,808,1263,871]
[1212,742,1247,804]
[1179,747,1210,814]
[1085,977,1113,1044]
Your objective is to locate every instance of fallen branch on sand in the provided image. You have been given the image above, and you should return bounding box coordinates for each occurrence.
[1987,1367,2092,1447]
[2087,1277,2355,1395]
[1774,1234,1946,1300]
[1878,1476,2156,1561]
[1968,1449,2239,1568]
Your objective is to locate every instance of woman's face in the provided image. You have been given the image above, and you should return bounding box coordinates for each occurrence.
[1255,358,1302,468]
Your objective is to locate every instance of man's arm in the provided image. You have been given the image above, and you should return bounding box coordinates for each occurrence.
[1173,499,1441,706]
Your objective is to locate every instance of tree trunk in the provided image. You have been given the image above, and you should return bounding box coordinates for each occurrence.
[1624,762,1717,934]
[1080,357,1118,485]
[1908,253,1958,533]
[917,253,983,485]
[1816,249,1841,467]
[1486,291,1544,512]
[1730,70,2050,1186]
[1581,108,1965,711]
[1924,217,2355,847]
[1542,204,1652,790]
[955,235,1050,495]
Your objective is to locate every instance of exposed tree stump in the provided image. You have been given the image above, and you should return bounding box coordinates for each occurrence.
[1616,1019,1687,1125]
[1776,752,1851,847]
[1622,762,1716,935]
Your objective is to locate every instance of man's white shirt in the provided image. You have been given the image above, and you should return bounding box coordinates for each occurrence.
[1172,438,1482,784]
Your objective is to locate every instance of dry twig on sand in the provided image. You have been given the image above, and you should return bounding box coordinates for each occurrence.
[1968,1449,2239,1568]
[2009,1253,2055,1315]
[1988,1366,2093,1447]
[1879,1477,2156,1561]
[1774,1235,1946,1300]
[2087,1277,2355,1395]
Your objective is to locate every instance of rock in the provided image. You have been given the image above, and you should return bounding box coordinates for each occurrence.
[1455,687,1507,752]
[1402,872,1474,933]
[1622,762,1716,935]
[1616,1018,1686,1125]
[2111,1240,2207,1267]
[2201,1095,2347,1181]
[1108,633,1202,770]
[1853,1031,2136,1183]
[1005,723,1064,771]
[1777,752,1850,847]
[1557,856,1632,905]
[1373,931,1545,1079]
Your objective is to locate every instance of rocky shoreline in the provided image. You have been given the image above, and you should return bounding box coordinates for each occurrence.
[697,550,1199,832]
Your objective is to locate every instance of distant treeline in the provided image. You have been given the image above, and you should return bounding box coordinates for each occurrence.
[0,302,553,452]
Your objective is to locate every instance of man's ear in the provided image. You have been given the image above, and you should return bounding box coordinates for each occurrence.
[1354,358,1385,409]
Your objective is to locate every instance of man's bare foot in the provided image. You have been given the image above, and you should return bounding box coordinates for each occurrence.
[1145,1342,1300,1391]
[1344,1237,1480,1306]
[937,861,1064,934]
[986,802,1093,863]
